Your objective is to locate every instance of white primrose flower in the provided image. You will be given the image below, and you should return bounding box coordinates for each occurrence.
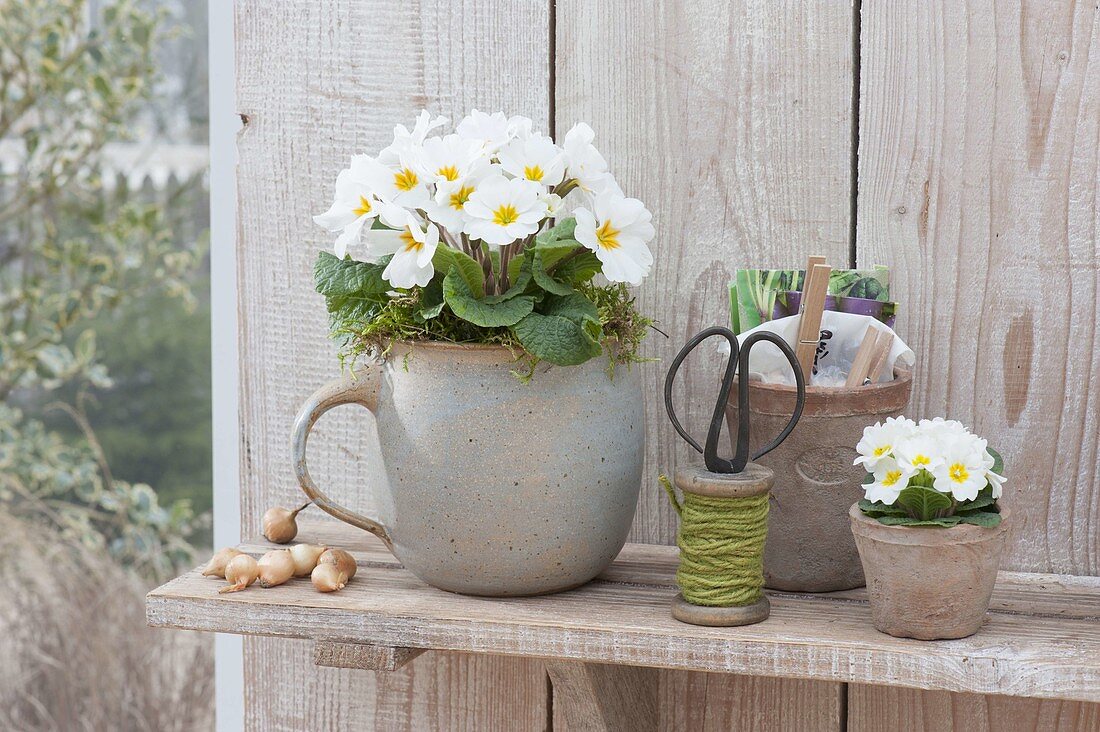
[416,134,490,185]
[853,416,916,471]
[562,122,618,194]
[312,159,406,257]
[423,171,492,234]
[893,433,944,476]
[379,110,448,165]
[456,109,516,152]
[932,439,990,501]
[364,213,440,289]
[463,174,546,246]
[573,192,655,285]
[497,135,566,187]
[981,448,1008,498]
[864,456,914,505]
[357,154,431,209]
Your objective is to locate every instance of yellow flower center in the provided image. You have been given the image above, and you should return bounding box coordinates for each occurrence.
[492,203,519,226]
[399,229,423,252]
[911,454,930,468]
[873,445,890,456]
[882,470,903,487]
[523,164,544,182]
[595,219,621,250]
[352,195,372,217]
[449,185,475,211]
[394,168,419,191]
[437,165,460,181]
[949,463,969,483]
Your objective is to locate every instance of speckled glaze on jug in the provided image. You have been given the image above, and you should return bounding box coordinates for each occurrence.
[292,342,644,597]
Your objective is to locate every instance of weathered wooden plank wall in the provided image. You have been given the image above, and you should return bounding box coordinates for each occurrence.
[853,0,1100,727]
[235,1,551,729]
[554,0,854,727]
[234,0,1100,728]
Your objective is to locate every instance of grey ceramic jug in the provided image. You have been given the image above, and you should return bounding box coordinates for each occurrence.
[292,342,644,596]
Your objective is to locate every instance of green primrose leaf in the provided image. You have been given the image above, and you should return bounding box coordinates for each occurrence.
[432,247,485,298]
[987,446,1005,477]
[857,499,907,518]
[539,291,600,326]
[955,487,996,513]
[513,312,602,366]
[417,279,445,321]
[876,515,963,527]
[531,250,577,296]
[314,251,389,297]
[895,485,953,521]
[443,267,534,327]
[535,217,578,247]
[957,511,1003,528]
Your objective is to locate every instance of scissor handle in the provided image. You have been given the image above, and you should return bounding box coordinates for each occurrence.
[664,327,806,473]
[663,327,740,468]
[734,331,807,469]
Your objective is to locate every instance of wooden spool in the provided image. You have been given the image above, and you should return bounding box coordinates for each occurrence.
[671,463,774,627]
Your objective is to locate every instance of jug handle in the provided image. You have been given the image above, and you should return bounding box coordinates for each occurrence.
[291,366,392,550]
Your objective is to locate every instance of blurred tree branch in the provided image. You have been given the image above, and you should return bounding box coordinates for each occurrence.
[0,0,205,578]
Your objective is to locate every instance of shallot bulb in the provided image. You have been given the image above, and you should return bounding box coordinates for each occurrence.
[311,562,347,593]
[262,502,311,544]
[317,548,357,580]
[289,543,327,577]
[219,554,259,593]
[202,547,243,578]
[257,549,295,588]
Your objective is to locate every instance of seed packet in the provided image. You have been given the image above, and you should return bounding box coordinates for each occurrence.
[729,266,894,334]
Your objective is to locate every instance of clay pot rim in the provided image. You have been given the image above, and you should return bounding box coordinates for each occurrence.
[848,503,1010,547]
[728,368,913,417]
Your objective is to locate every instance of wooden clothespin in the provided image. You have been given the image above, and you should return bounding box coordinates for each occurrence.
[845,327,880,388]
[866,331,895,383]
[795,258,830,381]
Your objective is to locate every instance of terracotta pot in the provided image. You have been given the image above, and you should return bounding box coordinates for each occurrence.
[725,370,912,591]
[292,342,644,597]
[849,504,1010,640]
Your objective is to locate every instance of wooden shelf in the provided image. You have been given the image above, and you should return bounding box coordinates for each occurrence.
[147,521,1100,703]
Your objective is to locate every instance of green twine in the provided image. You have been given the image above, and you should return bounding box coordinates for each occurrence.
[660,474,769,608]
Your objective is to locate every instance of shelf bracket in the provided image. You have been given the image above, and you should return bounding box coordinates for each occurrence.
[313,641,425,672]
[546,661,658,732]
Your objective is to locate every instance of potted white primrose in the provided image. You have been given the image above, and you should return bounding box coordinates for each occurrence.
[292,110,656,597]
[848,417,1010,639]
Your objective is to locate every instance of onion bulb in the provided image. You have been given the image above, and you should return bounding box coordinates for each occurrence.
[219,554,259,593]
[311,562,347,593]
[289,543,327,577]
[257,549,295,588]
[317,548,357,580]
[262,502,311,544]
[202,547,243,578]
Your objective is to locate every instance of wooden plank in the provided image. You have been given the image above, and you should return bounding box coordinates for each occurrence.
[247,521,1100,620]
[848,685,1100,732]
[556,0,855,546]
[149,534,1100,703]
[659,674,844,731]
[855,0,1100,725]
[233,1,551,729]
[555,0,855,724]
[855,0,1100,578]
[547,661,659,732]
[313,642,425,672]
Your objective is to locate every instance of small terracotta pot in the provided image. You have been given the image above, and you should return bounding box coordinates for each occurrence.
[726,370,912,591]
[848,504,1011,640]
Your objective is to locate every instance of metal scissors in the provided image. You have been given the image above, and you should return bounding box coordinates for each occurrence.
[664,326,807,474]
